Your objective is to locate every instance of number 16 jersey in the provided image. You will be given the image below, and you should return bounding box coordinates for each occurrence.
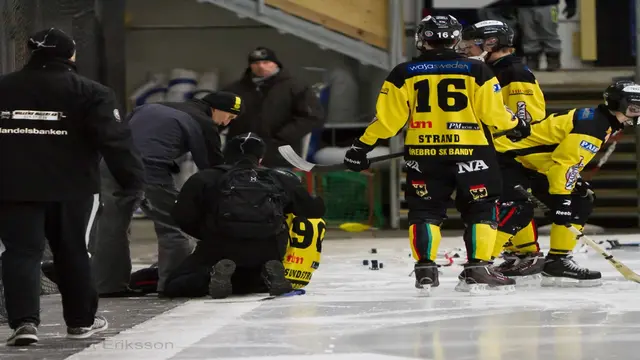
[359,49,519,159]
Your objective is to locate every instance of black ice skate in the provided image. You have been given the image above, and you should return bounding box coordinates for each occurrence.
[413,262,439,295]
[541,256,602,287]
[209,259,236,299]
[263,260,293,296]
[493,252,545,286]
[456,261,516,295]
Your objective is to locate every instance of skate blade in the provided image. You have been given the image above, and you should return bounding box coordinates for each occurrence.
[454,281,516,295]
[540,276,603,288]
[511,274,542,287]
[415,284,432,297]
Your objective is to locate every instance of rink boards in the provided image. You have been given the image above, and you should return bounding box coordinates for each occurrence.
[3,233,640,360]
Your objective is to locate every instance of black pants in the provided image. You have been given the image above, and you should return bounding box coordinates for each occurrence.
[498,158,593,235]
[406,155,502,261]
[0,196,100,329]
[163,235,287,298]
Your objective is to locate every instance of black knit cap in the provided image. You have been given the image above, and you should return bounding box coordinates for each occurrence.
[224,132,267,162]
[201,91,243,115]
[28,28,76,59]
[248,47,282,68]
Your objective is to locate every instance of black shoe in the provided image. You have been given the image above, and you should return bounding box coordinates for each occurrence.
[525,54,540,71]
[209,259,236,299]
[67,315,108,339]
[263,260,293,296]
[545,53,561,71]
[7,323,38,346]
[99,288,146,298]
[542,255,602,287]
[413,262,439,289]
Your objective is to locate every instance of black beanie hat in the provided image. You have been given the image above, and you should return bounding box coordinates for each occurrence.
[28,28,76,59]
[248,47,282,68]
[224,132,267,162]
[201,91,243,115]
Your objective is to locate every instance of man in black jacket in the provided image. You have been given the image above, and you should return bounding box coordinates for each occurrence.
[223,47,325,167]
[163,133,325,299]
[91,91,242,297]
[0,28,144,345]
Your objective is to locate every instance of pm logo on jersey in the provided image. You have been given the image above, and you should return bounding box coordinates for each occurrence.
[493,83,501,93]
[579,140,599,154]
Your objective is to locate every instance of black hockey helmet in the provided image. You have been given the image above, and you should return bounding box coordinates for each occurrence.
[461,20,514,50]
[415,15,462,51]
[223,132,267,163]
[603,80,640,126]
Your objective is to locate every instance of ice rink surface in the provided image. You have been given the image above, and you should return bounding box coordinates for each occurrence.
[4,233,640,360]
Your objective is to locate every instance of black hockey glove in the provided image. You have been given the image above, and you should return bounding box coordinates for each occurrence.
[573,177,595,202]
[548,195,573,226]
[505,117,531,142]
[344,139,374,172]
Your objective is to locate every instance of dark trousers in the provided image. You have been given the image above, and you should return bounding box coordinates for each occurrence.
[92,160,191,293]
[164,235,287,297]
[0,196,100,329]
[405,155,502,261]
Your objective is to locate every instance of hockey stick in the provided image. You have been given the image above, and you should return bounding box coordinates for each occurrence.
[513,184,640,283]
[278,128,517,172]
[584,131,624,181]
[278,145,403,172]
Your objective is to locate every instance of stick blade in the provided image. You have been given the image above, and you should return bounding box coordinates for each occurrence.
[277,145,315,171]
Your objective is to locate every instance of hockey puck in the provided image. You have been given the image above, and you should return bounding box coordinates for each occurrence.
[370,248,377,254]
[362,260,369,266]
[370,260,379,270]
[379,263,384,269]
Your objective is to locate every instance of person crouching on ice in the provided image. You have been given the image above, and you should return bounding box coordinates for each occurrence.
[162,133,326,299]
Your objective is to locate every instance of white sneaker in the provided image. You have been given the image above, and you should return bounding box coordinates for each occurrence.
[67,315,108,339]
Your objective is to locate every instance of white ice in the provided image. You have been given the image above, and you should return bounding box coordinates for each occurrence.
[68,233,640,360]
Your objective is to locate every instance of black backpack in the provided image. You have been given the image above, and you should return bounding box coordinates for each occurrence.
[212,164,286,238]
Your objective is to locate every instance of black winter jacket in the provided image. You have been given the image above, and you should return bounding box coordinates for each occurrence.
[127,100,224,185]
[223,69,325,167]
[0,56,143,201]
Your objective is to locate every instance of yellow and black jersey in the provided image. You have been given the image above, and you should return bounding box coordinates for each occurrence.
[490,55,546,157]
[490,55,546,123]
[496,105,616,195]
[358,49,519,159]
[283,214,326,289]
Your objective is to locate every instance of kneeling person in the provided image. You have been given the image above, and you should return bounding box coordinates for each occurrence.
[163,133,326,298]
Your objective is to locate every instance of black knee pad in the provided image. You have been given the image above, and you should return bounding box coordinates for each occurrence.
[497,201,534,235]
[462,198,499,226]
[571,194,594,226]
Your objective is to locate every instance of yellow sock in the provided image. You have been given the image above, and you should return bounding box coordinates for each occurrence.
[549,223,583,256]
[510,220,539,254]
[492,231,513,259]
[466,223,497,261]
[409,223,442,262]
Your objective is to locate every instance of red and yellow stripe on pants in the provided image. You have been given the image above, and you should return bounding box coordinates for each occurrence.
[409,223,442,262]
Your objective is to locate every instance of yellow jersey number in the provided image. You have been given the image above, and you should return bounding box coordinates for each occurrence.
[284,215,326,289]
